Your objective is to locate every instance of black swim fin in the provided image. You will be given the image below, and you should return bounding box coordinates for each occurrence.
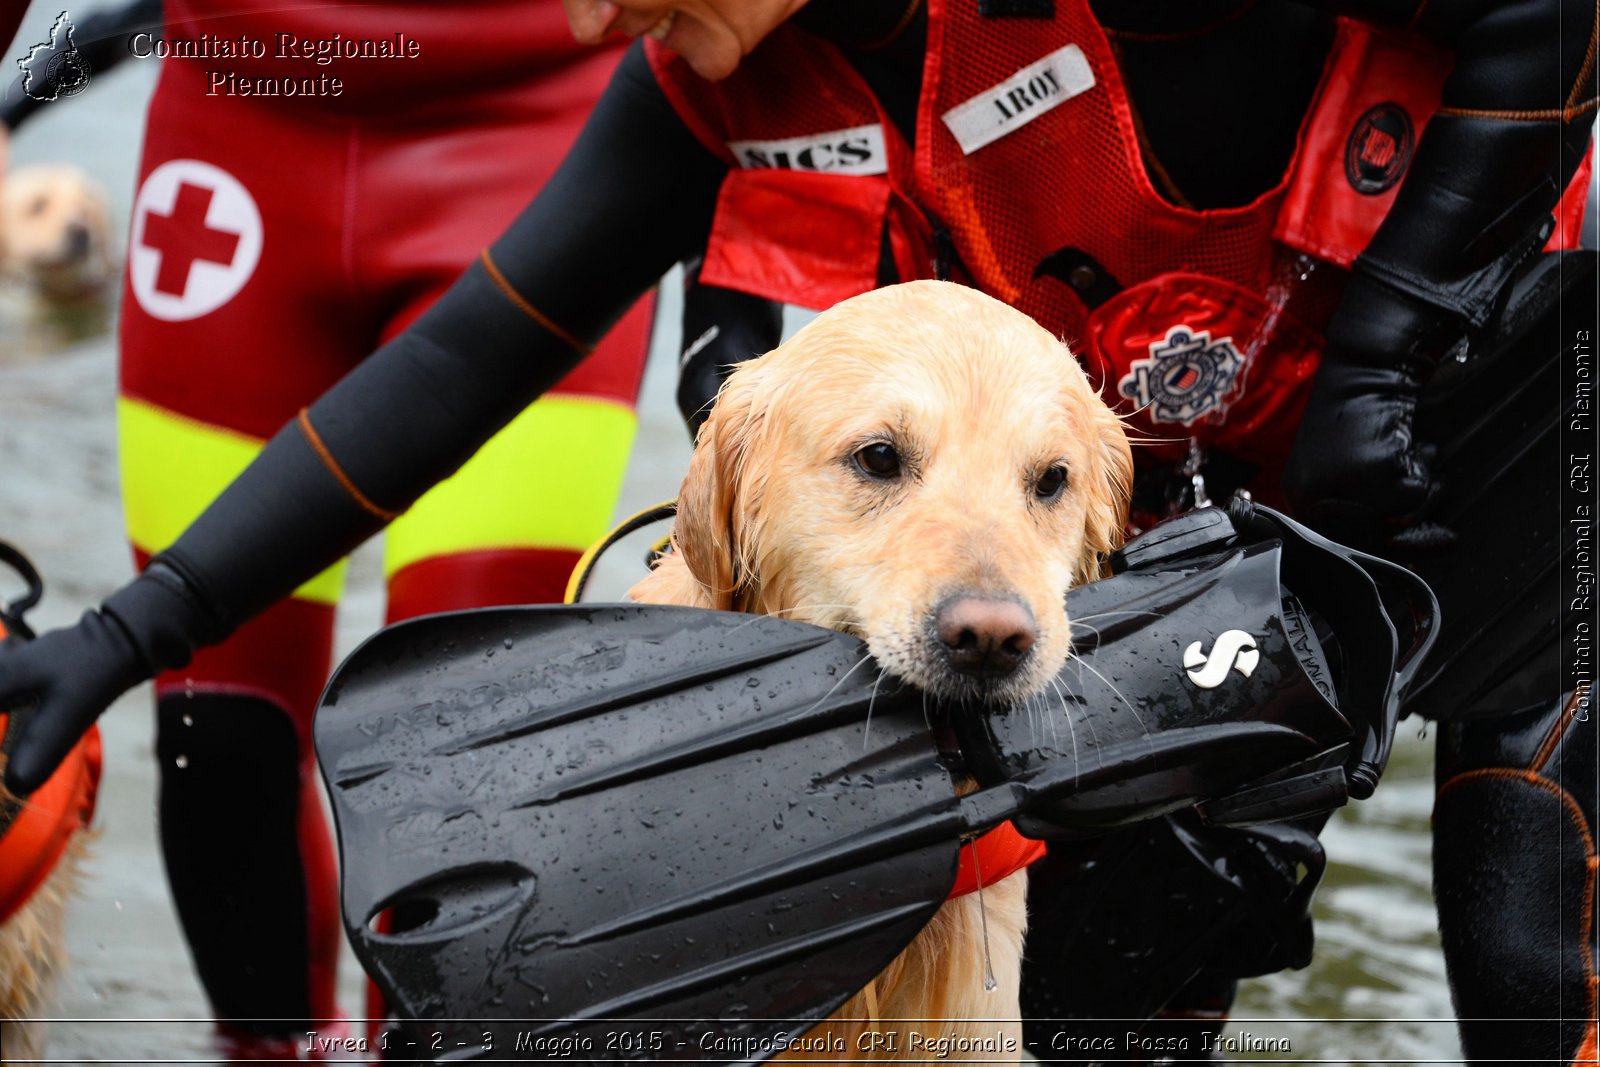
[315,503,1432,1058]
[318,606,964,1061]
[951,498,1436,840]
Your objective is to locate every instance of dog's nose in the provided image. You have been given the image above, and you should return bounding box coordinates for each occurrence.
[934,596,1037,678]
[64,223,90,259]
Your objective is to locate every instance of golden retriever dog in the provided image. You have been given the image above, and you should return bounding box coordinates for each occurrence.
[629,280,1133,1060]
[0,163,114,304]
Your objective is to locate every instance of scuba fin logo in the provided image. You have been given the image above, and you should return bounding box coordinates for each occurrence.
[1184,630,1259,689]
[19,12,91,102]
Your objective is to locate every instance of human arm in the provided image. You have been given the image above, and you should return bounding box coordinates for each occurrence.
[0,44,728,793]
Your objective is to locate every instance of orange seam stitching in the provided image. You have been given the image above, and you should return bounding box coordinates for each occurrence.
[1569,19,1599,112]
[1438,768,1597,857]
[478,249,593,356]
[296,409,401,523]
[1435,100,1600,122]
[1588,818,1598,1051]
[1531,687,1592,774]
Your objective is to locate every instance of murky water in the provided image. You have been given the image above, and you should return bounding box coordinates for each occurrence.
[0,3,1542,1062]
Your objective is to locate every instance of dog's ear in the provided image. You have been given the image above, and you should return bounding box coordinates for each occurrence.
[673,369,762,610]
[1076,399,1134,584]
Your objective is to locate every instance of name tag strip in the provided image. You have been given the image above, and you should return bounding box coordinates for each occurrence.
[941,45,1095,156]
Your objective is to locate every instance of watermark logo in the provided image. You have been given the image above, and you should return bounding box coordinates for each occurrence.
[19,11,92,102]
[129,160,263,321]
[1183,630,1259,689]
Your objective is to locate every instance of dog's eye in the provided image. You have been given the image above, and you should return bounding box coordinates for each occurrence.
[1035,464,1069,501]
[853,442,902,480]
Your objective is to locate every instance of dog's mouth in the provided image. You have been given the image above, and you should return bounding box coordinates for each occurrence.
[910,632,1065,712]
[858,624,1064,708]
[35,246,94,272]
[871,639,1066,740]
[28,223,99,271]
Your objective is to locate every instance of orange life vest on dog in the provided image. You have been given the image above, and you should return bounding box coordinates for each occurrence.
[0,613,101,925]
[952,821,1047,898]
[649,0,1590,471]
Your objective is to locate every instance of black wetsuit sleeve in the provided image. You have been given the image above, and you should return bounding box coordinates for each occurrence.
[2,0,162,130]
[159,42,726,632]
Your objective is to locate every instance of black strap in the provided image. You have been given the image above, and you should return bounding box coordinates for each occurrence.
[0,542,43,638]
[565,501,679,605]
[979,0,1054,16]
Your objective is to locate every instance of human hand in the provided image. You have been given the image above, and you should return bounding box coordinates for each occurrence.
[2,561,214,794]
[0,609,143,795]
[561,0,810,80]
[1282,276,1453,548]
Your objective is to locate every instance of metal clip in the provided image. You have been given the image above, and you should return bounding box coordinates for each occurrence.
[1181,438,1211,511]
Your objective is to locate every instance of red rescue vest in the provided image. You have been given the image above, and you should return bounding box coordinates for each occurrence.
[649,0,1589,474]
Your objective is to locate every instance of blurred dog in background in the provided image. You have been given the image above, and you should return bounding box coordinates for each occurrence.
[0,163,114,306]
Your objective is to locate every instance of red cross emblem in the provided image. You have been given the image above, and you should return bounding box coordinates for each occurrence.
[140,182,243,298]
[130,159,262,322]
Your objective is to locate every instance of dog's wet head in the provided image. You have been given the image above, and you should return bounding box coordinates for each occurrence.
[0,165,112,299]
[672,281,1132,707]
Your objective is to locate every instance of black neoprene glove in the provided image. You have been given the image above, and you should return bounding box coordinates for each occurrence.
[1,560,222,793]
[1282,273,1459,547]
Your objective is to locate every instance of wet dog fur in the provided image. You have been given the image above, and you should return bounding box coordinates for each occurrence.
[0,804,84,1065]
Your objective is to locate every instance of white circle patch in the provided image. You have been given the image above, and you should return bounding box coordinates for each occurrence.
[130,159,262,321]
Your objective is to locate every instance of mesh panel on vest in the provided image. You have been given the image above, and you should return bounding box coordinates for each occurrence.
[914,0,1294,351]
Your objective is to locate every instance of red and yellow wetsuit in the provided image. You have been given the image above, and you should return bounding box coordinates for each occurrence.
[114,2,651,1047]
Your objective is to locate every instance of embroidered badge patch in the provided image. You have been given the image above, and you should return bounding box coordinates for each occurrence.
[1118,325,1245,425]
[1344,103,1413,195]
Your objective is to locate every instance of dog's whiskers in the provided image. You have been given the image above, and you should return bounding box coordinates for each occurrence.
[1039,680,1062,750]
[727,603,862,634]
[1067,657,1106,768]
[969,840,999,994]
[1067,609,1161,632]
[801,653,873,719]
[1065,611,1162,657]
[1072,653,1151,740]
[863,667,887,752]
[1047,675,1078,785]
